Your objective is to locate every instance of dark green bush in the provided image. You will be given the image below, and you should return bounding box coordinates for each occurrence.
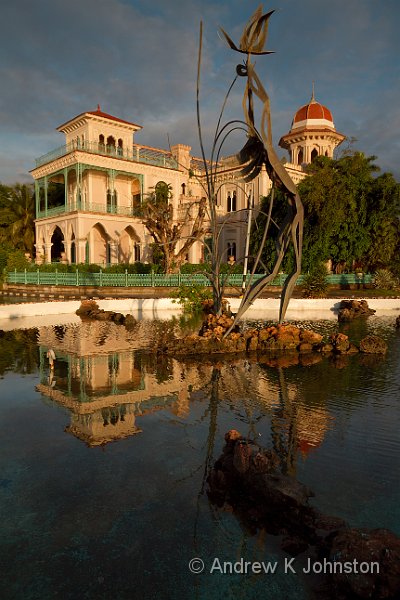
[301,263,329,298]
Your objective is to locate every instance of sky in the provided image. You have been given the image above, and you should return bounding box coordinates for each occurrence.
[1,0,399,184]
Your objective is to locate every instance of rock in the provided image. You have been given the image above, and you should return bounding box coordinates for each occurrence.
[323,527,400,599]
[359,335,387,354]
[233,441,253,474]
[299,342,313,353]
[320,343,334,353]
[299,329,323,345]
[76,299,100,316]
[224,429,242,444]
[124,314,137,329]
[112,312,125,324]
[247,336,259,352]
[330,333,350,353]
[338,299,376,322]
[281,535,309,557]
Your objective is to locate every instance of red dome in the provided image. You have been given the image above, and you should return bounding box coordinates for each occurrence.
[293,100,333,125]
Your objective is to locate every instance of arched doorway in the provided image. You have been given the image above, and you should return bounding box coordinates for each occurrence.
[70,234,76,264]
[90,223,110,265]
[119,226,140,263]
[311,148,318,161]
[51,226,64,262]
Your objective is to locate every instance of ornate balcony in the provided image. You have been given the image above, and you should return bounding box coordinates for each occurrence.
[35,140,179,170]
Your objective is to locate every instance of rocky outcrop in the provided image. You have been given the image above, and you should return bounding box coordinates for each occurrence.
[208,431,400,599]
[359,335,388,354]
[338,299,376,322]
[320,527,400,599]
[76,300,137,329]
[165,322,324,356]
[330,333,359,355]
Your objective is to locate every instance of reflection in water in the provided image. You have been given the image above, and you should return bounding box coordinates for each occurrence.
[0,317,399,599]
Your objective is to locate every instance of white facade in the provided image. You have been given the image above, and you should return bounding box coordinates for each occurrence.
[31,98,344,267]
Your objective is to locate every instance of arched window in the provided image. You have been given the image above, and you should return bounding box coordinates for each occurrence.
[107,189,112,213]
[181,183,186,196]
[134,243,141,262]
[154,181,171,203]
[107,136,116,154]
[227,192,232,212]
[106,190,117,213]
[297,148,304,165]
[311,148,318,162]
[232,191,237,212]
[99,135,105,152]
[117,139,123,156]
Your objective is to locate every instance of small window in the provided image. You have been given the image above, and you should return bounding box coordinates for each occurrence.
[134,243,141,262]
[227,193,232,212]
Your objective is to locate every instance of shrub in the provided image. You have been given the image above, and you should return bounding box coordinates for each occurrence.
[5,250,31,273]
[302,263,329,298]
[171,284,213,314]
[373,269,399,290]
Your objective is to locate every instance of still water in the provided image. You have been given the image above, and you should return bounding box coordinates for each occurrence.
[0,316,399,600]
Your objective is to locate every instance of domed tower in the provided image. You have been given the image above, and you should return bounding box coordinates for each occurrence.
[279,87,345,166]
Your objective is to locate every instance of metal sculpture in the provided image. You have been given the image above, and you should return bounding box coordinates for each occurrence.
[220,6,304,328]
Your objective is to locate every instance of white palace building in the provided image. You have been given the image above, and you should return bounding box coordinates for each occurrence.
[31,91,345,266]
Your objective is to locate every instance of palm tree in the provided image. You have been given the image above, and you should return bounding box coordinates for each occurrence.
[0,184,35,254]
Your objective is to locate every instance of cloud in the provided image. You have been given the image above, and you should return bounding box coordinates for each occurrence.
[1,0,399,182]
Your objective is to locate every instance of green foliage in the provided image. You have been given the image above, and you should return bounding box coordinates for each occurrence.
[372,269,399,290]
[179,262,243,274]
[301,263,329,298]
[180,263,211,274]
[0,184,35,253]
[171,284,212,314]
[6,250,31,272]
[0,329,39,376]
[251,152,400,275]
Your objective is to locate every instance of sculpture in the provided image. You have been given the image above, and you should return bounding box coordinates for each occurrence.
[196,6,304,329]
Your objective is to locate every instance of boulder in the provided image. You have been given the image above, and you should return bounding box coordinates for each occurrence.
[323,527,400,599]
[359,335,388,354]
[330,333,351,354]
[76,299,100,316]
[124,314,137,329]
[338,299,376,322]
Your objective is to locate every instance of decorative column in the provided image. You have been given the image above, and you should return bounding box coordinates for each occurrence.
[64,168,68,211]
[76,239,87,264]
[44,176,48,216]
[34,242,45,264]
[44,242,52,264]
[63,240,71,264]
[109,241,118,264]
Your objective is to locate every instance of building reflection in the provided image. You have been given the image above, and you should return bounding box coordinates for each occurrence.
[34,322,333,458]
[35,322,204,446]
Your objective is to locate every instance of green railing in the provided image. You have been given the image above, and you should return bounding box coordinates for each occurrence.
[6,270,373,288]
[35,140,179,170]
[36,201,139,219]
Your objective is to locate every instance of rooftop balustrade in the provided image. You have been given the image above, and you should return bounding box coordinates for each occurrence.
[35,140,179,170]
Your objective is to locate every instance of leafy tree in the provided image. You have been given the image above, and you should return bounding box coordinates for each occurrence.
[0,183,35,254]
[251,152,400,274]
[138,181,207,273]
